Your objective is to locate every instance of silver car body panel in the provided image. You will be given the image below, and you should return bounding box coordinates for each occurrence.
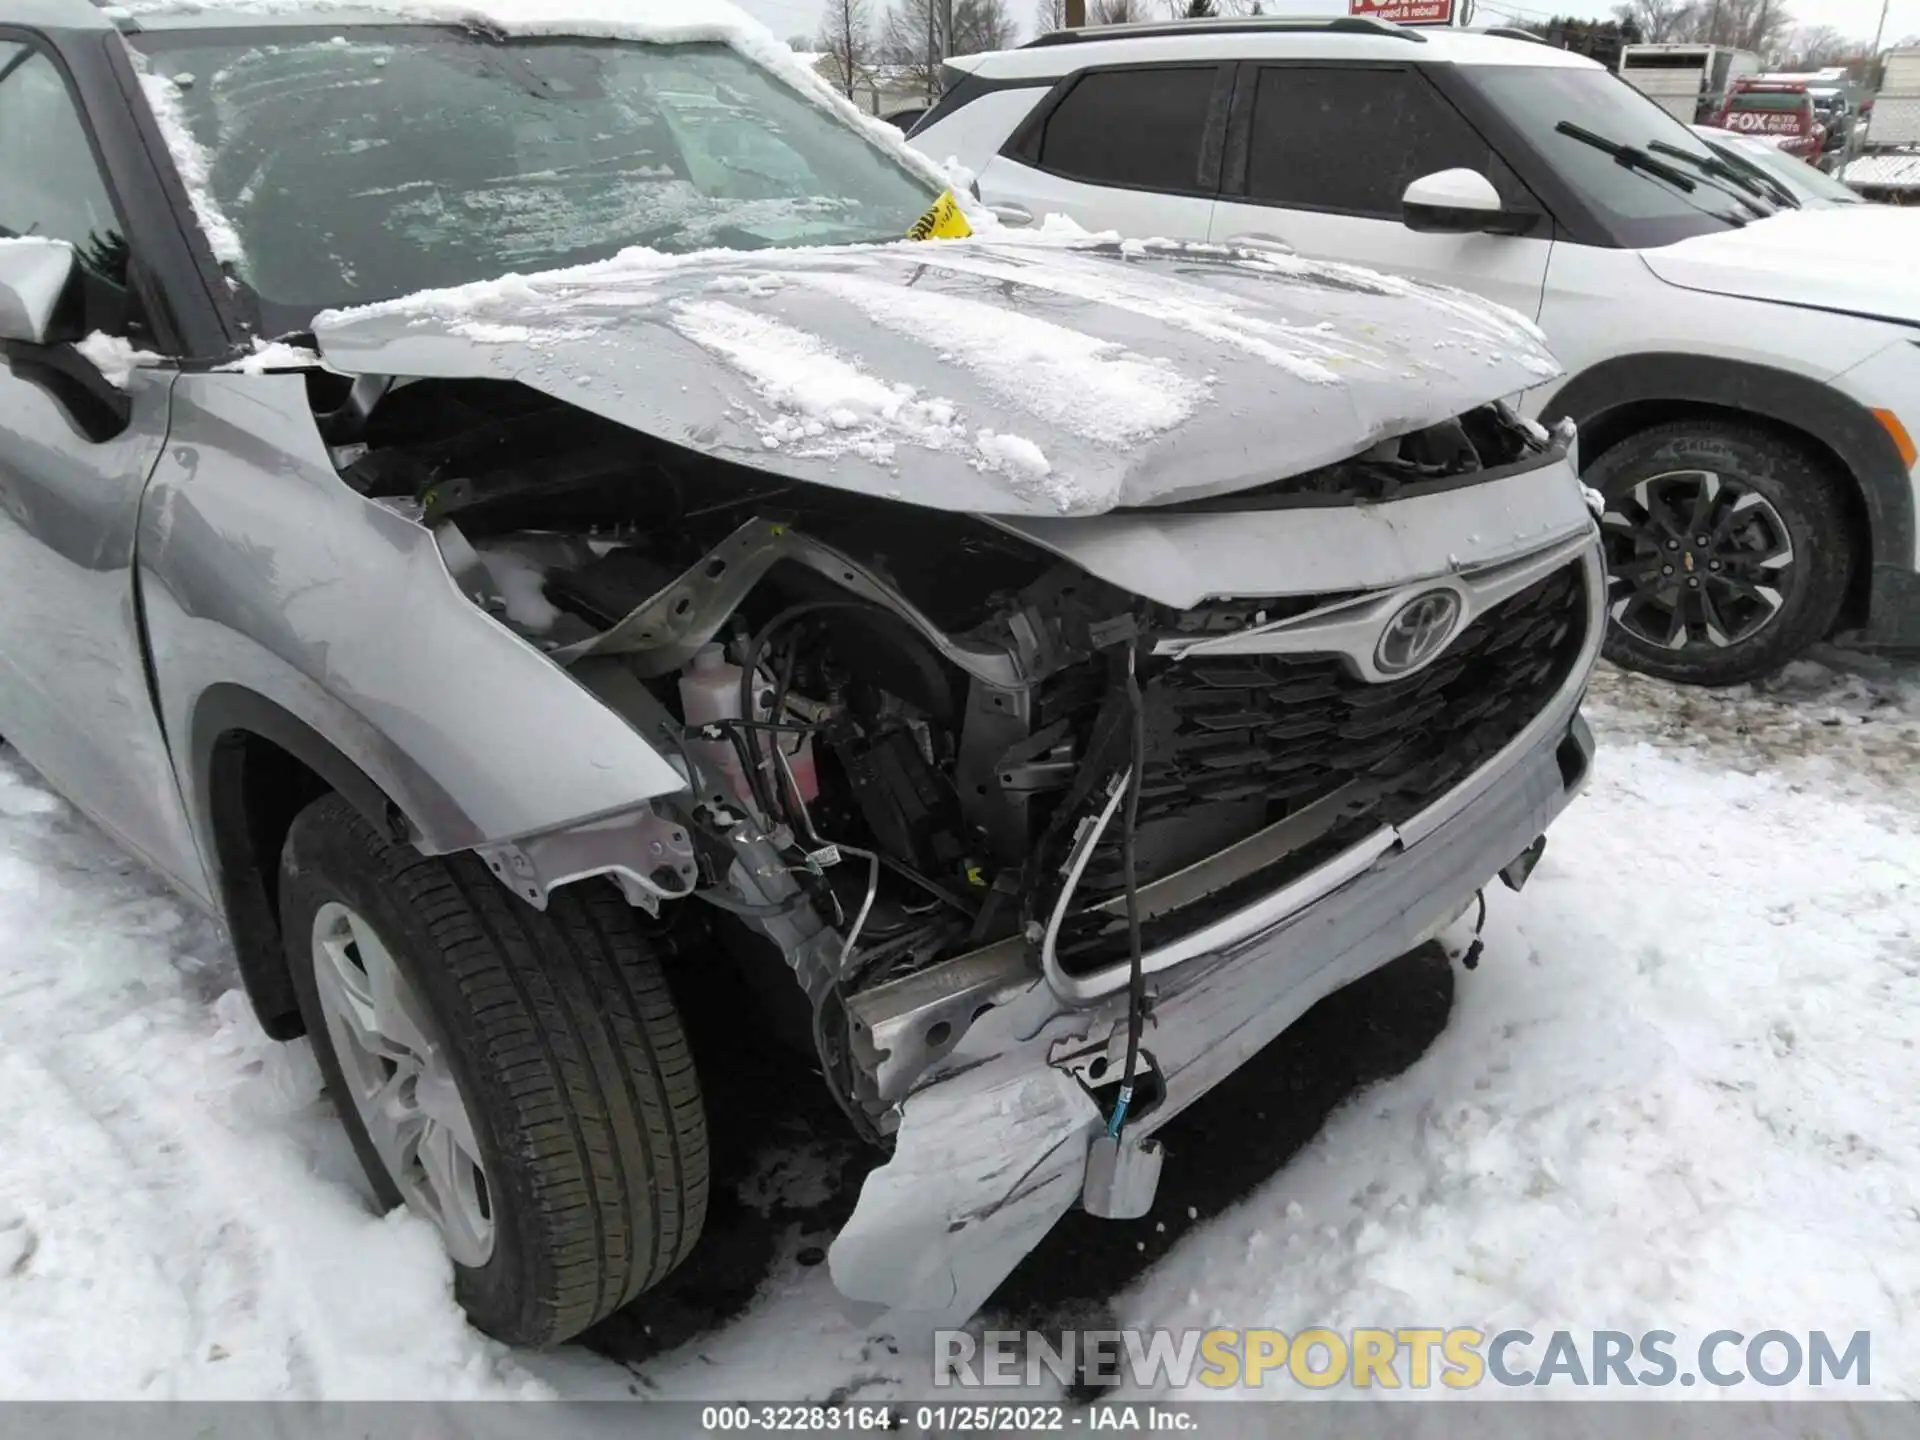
[310,234,1562,521]
[139,373,690,872]
[0,3,1606,1343]
[0,360,210,902]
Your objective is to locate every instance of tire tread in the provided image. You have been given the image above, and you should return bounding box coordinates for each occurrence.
[280,795,707,1346]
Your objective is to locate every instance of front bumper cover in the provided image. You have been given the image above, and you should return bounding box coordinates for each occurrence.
[827,699,1596,1319]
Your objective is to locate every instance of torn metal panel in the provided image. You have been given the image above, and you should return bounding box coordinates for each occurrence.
[827,1059,1100,1316]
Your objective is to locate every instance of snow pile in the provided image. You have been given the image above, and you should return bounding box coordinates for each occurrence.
[672,299,963,451]
[0,758,546,1399]
[73,332,162,389]
[213,338,323,373]
[796,269,1209,444]
[1589,648,1920,812]
[670,298,1077,504]
[1109,721,1920,1401]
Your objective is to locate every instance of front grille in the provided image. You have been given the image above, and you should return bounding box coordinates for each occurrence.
[1050,562,1589,974]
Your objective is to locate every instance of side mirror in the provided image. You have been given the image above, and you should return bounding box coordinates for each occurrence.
[0,238,132,442]
[0,237,77,344]
[1402,169,1536,237]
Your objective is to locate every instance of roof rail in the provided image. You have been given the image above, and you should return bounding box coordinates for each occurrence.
[1023,16,1427,49]
[1477,25,1547,44]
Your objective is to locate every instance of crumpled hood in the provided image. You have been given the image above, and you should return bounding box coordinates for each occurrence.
[313,233,1561,518]
[1641,206,1920,326]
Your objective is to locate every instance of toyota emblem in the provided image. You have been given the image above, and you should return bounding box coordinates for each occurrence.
[1375,590,1462,676]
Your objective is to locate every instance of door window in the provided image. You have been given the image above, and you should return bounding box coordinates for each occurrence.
[1243,65,1529,219]
[1029,66,1219,194]
[0,46,137,332]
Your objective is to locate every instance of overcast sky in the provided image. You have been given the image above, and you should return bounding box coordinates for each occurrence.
[1475,0,1920,43]
[736,0,1920,49]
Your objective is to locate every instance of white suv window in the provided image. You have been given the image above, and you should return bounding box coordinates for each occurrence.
[1025,65,1219,194]
[1242,65,1527,220]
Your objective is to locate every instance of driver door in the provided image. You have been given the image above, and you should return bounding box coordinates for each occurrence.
[0,39,208,901]
[1207,63,1554,321]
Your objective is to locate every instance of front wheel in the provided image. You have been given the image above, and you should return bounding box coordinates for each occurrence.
[1587,419,1854,686]
[280,794,709,1347]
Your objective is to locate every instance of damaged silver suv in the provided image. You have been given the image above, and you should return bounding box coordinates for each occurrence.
[0,0,1602,1346]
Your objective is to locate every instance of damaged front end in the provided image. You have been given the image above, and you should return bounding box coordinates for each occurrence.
[312,361,1603,1320]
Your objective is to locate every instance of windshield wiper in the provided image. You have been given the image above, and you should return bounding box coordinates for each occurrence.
[1646,140,1786,215]
[1556,121,1697,189]
[1554,121,1749,226]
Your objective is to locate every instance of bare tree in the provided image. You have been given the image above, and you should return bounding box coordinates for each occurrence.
[1087,0,1140,21]
[1613,0,1697,44]
[1033,0,1067,30]
[1780,22,1852,68]
[880,0,1018,99]
[1614,0,1799,54]
[1693,0,1796,53]
[817,0,877,101]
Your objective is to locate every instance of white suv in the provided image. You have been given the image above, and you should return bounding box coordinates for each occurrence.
[911,17,1920,685]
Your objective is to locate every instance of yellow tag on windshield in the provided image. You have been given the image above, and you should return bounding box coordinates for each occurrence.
[908,190,973,242]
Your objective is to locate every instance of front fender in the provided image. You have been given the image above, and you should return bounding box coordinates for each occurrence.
[142,371,689,866]
[1538,351,1917,576]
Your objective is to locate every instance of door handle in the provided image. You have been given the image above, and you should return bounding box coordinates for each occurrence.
[987,203,1035,227]
[1224,232,1295,255]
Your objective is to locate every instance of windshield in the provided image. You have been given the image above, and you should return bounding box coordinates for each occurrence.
[128,28,939,331]
[1709,134,1867,206]
[1465,66,1757,247]
[1727,91,1809,111]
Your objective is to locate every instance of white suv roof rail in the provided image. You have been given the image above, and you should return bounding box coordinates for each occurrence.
[1021,15,1427,49]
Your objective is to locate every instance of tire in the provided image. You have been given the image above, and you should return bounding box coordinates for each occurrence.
[1587,418,1855,686]
[279,794,708,1347]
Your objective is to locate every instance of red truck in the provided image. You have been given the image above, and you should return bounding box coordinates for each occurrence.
[1714,78,1831,164]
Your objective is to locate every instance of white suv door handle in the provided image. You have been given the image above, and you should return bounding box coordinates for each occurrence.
[987,202,1034,227]
[1224,232,1296,254]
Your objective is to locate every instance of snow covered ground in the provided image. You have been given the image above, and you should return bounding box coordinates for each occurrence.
[1,651,1917,1402]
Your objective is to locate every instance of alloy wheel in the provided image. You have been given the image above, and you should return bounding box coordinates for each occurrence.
[309,900,495,1267]
[1600,470,1795,652]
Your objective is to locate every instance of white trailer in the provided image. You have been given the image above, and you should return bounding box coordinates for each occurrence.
[1866,48,1920,149]
[1843,49,1920,202]
[1619,43,1762,123]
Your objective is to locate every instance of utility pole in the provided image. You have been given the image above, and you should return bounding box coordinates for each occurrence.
[1849,0,1894,166]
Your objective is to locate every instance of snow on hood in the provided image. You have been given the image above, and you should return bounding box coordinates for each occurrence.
[1641,206,1920,326]
[312,231,1563,518]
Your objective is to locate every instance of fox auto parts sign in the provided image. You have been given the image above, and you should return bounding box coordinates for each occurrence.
[1350,0,1456,22]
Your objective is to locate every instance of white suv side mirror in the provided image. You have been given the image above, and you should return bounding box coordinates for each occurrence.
[0,237,77,345]
[1402,169,1534,237]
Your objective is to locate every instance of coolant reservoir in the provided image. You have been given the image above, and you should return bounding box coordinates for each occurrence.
[678,644,819,813]
[679,644,754,810]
